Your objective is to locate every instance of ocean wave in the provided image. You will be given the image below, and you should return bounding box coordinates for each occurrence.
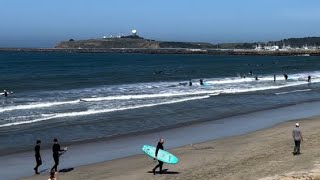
[81,91,220,102]
[0,100,80,113]
[0,95,210,128]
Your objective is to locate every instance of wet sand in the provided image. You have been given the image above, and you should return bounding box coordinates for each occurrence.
[22,116,320,180]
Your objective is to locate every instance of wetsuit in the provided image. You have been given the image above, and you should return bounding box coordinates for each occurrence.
[153,142,164,174]
[4,91,8,97]
[200,79,204,86]
[51,143,63,172]
[34,144,41,173]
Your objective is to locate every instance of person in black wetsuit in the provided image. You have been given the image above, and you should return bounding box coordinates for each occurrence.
[152,138,164,175]
[199,79,204,86]
[33,139,42,174]
[308,75,311,83]
[189,80,192,86]
[51,138,66,172]
[284,74,288,80]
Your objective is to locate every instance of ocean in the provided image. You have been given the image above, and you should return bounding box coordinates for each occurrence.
[1,51,320,154]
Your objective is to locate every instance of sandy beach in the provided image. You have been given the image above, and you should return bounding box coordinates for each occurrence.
[21,116,320,180]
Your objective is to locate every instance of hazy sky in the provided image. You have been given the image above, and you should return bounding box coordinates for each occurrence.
[1,0,320,47]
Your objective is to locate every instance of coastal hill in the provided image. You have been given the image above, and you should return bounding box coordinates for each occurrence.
[56,34,320,50]
[55,35,215,49]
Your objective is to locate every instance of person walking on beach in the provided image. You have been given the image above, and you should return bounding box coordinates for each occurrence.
[34,139,42,174]
[292,123,303,155]
[153,138,165,175]
[51,138,67,172]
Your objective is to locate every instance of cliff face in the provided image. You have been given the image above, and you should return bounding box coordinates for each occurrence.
[55,38,215,49]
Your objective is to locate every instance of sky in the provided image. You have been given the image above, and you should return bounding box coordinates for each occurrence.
[1,0,320,47]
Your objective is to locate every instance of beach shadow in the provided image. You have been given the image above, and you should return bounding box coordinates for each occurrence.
[147,169,180,175]
[39,168,50,173]
[59,168,74,173]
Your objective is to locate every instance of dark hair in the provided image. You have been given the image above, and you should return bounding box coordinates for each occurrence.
[53,138,58,142]
[50,170,55,178]
[36,139,41,144]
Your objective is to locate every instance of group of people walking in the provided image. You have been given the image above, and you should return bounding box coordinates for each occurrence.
[33,138,67,179]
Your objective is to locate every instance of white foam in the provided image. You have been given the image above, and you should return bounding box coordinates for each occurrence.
[0,95,210,127]
[0,100,80,113]
[81,91,220,102]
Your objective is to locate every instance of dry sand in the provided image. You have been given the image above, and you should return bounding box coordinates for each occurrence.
[23,117,320,180]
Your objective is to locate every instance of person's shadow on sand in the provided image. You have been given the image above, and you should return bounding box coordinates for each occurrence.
[59,168,74,173]
[39,167,75,174]
[147,169,180,175]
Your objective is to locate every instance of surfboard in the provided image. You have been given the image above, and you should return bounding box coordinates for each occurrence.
[142,145,179,164]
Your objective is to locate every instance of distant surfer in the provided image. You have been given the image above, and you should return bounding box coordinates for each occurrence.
[255,76,259,80]
[243,74,246,78]
[292,123,303,155]
[179,82,187,86]
[308,75,311,83]
[274,74,276,82]
[2,90,13,97]
[199,79,204,86]
[34,139,42,174]
[152,138,164,175]
[283,74,288,80]
[189,80,192,86]
[154,71,163,75]
[249,71,253,75]
[51,138,67,172]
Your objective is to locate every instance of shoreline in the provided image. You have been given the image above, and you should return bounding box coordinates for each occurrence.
[2,98,319,157]
[22,113,320,180]
[0,48,319,56]
[2,100,320,179]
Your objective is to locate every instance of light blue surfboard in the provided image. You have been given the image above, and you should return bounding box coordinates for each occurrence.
[142,145,179,164]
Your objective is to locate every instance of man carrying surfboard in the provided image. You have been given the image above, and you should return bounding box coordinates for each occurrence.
[153,138,164,175]
[51,138,67,172]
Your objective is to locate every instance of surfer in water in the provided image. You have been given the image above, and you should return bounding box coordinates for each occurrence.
[308,75,311,83]
[274,74,276,82]
[189,80,192,86]
[34,139,42,174]
[2,90,13,97]
[152,138,164,175]
[51,138,67,172]
[255,76,259,80]
[199,79,204,86]
[283,74,288,80]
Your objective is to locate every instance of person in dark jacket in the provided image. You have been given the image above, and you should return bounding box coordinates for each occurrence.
[152,138,164,175]
[34,139,42,174]
[51,138,67,172]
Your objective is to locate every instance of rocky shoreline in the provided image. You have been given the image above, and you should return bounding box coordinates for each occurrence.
[1,48,320,56]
